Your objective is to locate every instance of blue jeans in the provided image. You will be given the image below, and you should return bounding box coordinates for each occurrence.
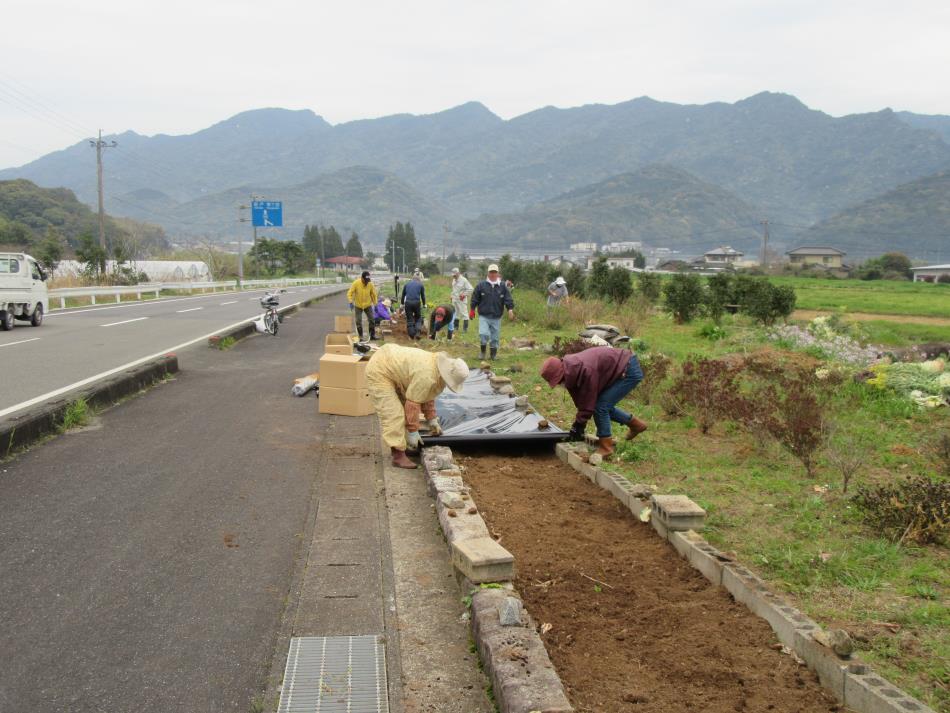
[593,355,643,437]
[478,316,501,348]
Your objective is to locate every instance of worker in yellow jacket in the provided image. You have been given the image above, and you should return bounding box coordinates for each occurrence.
[347,270,379,341]
[366,343,469,469]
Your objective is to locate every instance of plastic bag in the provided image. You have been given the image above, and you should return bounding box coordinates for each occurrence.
[292,373,320,397]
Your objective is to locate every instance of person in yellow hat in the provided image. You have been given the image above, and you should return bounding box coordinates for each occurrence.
[366,343,469,469]
[347,270,379,341]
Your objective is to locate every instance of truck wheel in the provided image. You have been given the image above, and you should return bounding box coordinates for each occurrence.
[0,310,14,331]
[30,304,43,327]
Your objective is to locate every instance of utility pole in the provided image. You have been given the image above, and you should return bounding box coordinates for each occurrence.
[442,221,449,276]
[89,129,117,252]
[237,204,249,286]
[760,219,770,268]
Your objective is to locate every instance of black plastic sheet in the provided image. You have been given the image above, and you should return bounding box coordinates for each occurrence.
[423,370,567,445]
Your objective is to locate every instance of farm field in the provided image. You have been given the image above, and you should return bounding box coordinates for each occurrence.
[384,275,950,711]
[772,276,950,319]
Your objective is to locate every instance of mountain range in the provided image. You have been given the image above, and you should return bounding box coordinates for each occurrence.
[2,93,950,260]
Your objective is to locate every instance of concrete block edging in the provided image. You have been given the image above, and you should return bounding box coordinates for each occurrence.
[421,446,574,713]
[553,441,936,713]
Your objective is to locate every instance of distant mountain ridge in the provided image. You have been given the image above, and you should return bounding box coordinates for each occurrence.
[3,93,950,259]
[460,165,762,253]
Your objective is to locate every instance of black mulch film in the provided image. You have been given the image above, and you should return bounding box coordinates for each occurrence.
[423,370,567,445]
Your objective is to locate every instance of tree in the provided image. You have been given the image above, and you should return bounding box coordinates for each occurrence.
[564,263,587,298]
[663,273,704,323]
[0,220,34,246]
[588,256,610,298]
[322,226,345,259]
[385,221,419,271]
[704,272,734,323]
[345,232,363,258]
[636,272,662,303]
[604,265,633,304]
[75,231,107,281]
[36,227,65,276]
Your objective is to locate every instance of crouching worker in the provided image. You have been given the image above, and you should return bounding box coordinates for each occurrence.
[540,345,648,457]
[428,304,455,340]
[374,296,392,328]
[366,343,469,469]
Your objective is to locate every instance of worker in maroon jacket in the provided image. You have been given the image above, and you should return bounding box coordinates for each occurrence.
[540,346,648,457]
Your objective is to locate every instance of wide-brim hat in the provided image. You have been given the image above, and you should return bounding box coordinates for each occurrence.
[555,276,566,285]
[540,357,565,387]
[437,352,469,393]
[451,267,460,274]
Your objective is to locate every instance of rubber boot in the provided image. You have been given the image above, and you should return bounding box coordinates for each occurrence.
[463,320,469,333]
[626,416,649,440]
[391,448,417,469]
[490,346,497,360]
[480,344,487,359]
[447,330,453,340]
[595,436,615,457]
[453,318,460,331]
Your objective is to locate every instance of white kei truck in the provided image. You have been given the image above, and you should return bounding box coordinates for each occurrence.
[0,252,49,330]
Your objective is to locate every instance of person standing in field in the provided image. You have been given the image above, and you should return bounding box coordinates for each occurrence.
[540,345,648,457]
[469,263,514,361]
[546,276,568,308]
[400,272,426,340]
[450,268,473,332]
[347,270,378,341]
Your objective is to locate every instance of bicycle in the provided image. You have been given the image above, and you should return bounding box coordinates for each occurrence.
[259,291,284,336]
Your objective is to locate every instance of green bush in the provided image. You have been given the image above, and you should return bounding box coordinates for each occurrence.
[604,266,633,304]
[637,272,662,302]
[663,273,704,323]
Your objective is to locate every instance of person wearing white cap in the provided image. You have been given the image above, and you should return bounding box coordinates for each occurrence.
[546,275,569,308]
[469,263,515,360]
[450,267,474,333]
[365,343,469,469]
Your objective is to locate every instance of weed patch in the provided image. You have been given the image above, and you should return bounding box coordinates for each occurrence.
[59,398,90,432]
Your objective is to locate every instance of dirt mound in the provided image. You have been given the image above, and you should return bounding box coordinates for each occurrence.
[458,453,842,713]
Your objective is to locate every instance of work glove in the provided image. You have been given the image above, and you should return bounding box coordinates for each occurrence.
[469,309,476,320]
[425,418,443,436]
[406,431,423,450]
[348,302,354,309]
[568,421,586,442]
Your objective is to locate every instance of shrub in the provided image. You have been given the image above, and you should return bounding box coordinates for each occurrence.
[637,272,662,302]
[632,352,672,405]
[696,322,727,341]
[604,266,633,304]
[564,264,588,298]
[587,257,610,299]
[663,273,704,323]
[668,356,741,433]
[938,274,950,285]
[741,280,796,325]
[551,336,594,357]
[761,376,826,477]
[854,476,950,544]
[704,273,734,323]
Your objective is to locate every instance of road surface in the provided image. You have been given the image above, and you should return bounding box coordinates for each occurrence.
[0,283,346,415]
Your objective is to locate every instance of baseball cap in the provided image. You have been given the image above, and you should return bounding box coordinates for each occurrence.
[487,264,499,272]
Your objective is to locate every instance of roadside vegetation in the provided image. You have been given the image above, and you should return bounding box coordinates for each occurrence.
[388,268,950,710]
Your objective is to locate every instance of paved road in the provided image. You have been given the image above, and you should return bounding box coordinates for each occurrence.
[0,293,367,713]
[0,283,347,415]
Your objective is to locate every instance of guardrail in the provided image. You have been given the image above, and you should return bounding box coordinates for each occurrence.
[49,276,343,310]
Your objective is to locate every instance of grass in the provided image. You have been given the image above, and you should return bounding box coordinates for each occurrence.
[414,276,950,711]
[772,276,950,318]
[59,398,90,432]
[215,336,237,350]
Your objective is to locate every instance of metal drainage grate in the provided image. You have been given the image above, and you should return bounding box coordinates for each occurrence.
[278,635,389,713]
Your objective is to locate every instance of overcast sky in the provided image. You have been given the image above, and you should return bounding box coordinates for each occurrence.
[2,0,949,169]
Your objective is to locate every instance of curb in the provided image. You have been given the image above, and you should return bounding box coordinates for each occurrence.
[1,355,179,457]
[421,446,574,713]
[554,441,936,713]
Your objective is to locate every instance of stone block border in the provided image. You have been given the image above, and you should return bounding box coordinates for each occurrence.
[555,441,936,713]
[421,446,574,713]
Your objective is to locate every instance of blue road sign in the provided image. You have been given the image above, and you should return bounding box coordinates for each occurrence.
[251,200,283,227]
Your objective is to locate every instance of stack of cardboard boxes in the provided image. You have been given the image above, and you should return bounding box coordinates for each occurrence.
[318,315,375,416]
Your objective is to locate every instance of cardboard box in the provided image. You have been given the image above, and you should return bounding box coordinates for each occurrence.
[319,353,368,390]
[325,332,356,355]
[319,386,375,416]
[334,315,352,333]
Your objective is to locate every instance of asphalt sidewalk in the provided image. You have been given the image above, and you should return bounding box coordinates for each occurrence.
[0,293,491,713]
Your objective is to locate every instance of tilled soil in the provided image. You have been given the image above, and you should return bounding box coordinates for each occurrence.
[457,452,845,713]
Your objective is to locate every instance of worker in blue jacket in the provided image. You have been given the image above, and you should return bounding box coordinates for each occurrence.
[400,273,427,340]
[469,263,515,360]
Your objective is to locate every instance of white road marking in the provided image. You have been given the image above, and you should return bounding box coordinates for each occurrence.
[176,307,203,313]
[220,300,238,305]
[0,337,40,349]
[0,286,343,420]
[101,317,149,327]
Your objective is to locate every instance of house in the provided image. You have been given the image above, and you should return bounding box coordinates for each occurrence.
[586,256,640,271]
[603,241,642,254]
[325,256,365,273]
[785,246,846,268]
[704,246,744,264]
[569,242,598,253]
[911,264,950,283]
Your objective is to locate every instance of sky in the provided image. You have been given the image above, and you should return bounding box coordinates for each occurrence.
[2,0,950,169]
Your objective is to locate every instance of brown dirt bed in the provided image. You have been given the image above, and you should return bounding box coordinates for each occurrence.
[457,451,846,713]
